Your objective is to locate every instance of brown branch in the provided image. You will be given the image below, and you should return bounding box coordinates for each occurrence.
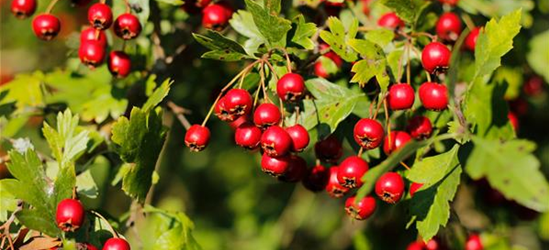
[166,101,192,130]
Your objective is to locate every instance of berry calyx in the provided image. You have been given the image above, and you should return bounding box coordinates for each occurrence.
[286,124,310,152]
[465,234,483,250]
[102,238,131,250]
[260,125,292,157]
[388,83,415,110]
[202,3,232,30]
[108,51,131,78]
[337,156,369,188]
[377,12,405,30]
[353,118,384,150]
[409,182,423,197]
[421,42,451,74]
[253,103,281,129]
[345,195,376,220]
[234,122,262,149]
[302,165,330,192]
[261,154,291,177]
[279,155,307,182]
[314,134,343,163]
[383,131,412,155]
[419,82,448,110]
[79,40,106,68]
[375,172,405,204]
[32,14,61,40]
[224,89,253,117]
[184,124,210,152]
[11,0,36,19]
[80,27,107,47]
[406,116,433,140]
[464,27,481,51]
[56,198,85,232]
[113,13,142,40]
[435,12,462,42]
[87,3,113,30]
[277,73,306,102]
[325,166,350,198]
[214,97,236,122]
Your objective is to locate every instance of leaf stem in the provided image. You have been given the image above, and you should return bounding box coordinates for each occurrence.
[91,210,119,238]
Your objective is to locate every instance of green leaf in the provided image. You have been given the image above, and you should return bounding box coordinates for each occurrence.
[319,17,359,62]
[111,107,168,202]
[387,49,404,81]
[407,145,460,185]
[0,71,44,114]
[143,79,173,112]
[380,0,423,23]
[0,179,19,221]
[17,209,61,237]
[230,10,266,55]
[193,31,252,61]
[527,29,549,83]
[289,15,317,50]
[143,205,201,250]
[364,29,395,47]
[464,137,549,212]
[303,78,364,133]
[348,39,390,91]
[244,0,292,46]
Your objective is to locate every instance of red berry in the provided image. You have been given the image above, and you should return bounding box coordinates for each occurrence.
[11,0,36,19]
[286,124,310,152]
[409,182,423,197]
[406,116,433,140]
[325,166,350,198]
[253,103,281,129]
[260,125,292,157]
[108,51,131,78]
[375,172,405,203]
[314,134,343,163]
[56,199,85,232]
[421,42,451,74]
[388,83,415,110]
[314,60,330,79]
[465,234,483,250]
[523,76,544,96]
[228,115,248,129]
[88,3,113,30]
[85,243,99,250]
[113,13,142,40]
[406,242,426,250]
[435,12,462,42]
[102,238,130,250]
[277,73,306,102]
[79,40,106,68]
[383,131,412,155]
[353,118,384,150]
[302,165,330,192]
[202,3,232,30]
[377,12,405,30]
[337,156,369,188]
[184,125,210,152]
[464,27,481,51]
[345,195,376,220]
[508,112,519,132]
[181,0,212,14]
[261,154,291,177]
[224,89,253,117]
[32,14,61,40]
[215,97,236,122]
[80,27,107,47]
[279,155,307,182]
[438,0,458,6]
[235,122,262,149]
[325,51,343,67]
[314,51,342,78]
[419,82,448,110]
[425,239,440,250]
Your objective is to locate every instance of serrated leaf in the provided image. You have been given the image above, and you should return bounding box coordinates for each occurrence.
[319,17,359,62]
[364,29,395,47]
[407,145,460,185]
[244,0,292,46]
[380,0,422,23]
[193,31,252,61]
[318,56,339,76]
[17,209,61,237]
[42,110,90,167]
[348,39,390,91]
[387,49,404,81]
[230,10,266,55]
[527,29,549,83]
[0,72,44,114]
[143,79,172,112]
[0,179,19,221]
[289,15,317,50]
[464,137,549,212]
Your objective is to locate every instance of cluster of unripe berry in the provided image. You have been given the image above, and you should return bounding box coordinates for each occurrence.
[55,198,130,250]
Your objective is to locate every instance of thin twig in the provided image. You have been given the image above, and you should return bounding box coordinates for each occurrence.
[166,101,192,130]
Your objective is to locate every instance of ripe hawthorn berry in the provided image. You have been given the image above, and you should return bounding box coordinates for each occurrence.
[113,13,142,40]
[279,155,307,182]
[377,12,404,30]
[406,242,425,250]
[228,115,248,130]
[215,97,235,122]
[32,14,61,40]
[421,42,451,74]
[102,238,131,250]
[184,124,210,152]
[353,118,384,150]
[11,0,36,19]
[406,116,433,140]
[465,234,483,250]
[508,112,519,131]
[277,73,306,102]
[80,27,107,47]
[465,27,481,51]
[325,166,350,198]
[435,12,462,42]
[181,0,211,14]
[108,51,131,78]
[409,182,423,197]
[345,195,376,220]
[314,50,343,79]
[234,122,262,150]
[383,131,412,155]
[87,3,112,30]
[302,165,330,192]
[388,83,415,110]
[202,3,232,30]
[261,154,291,177]
[253,103,281,129]
[337,156,369,188]
[79,40,106,68]
[56,198,85,232]
[286,124,309,152]
[260,125,292,157]
[314,134,343,163]
[224,89,253,117]
[419,82,448,110]
[375,172,405,204]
